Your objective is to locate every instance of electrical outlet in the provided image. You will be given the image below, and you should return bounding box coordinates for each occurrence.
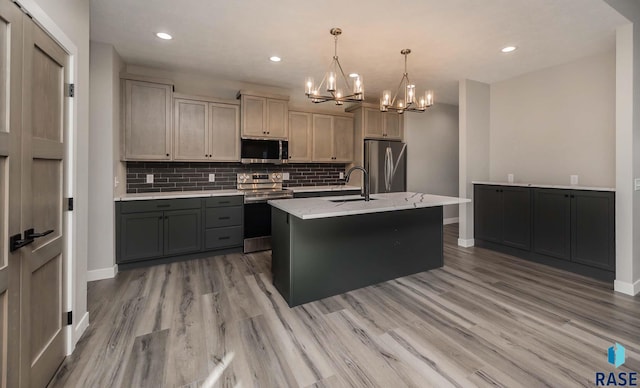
[114,176,119,188]
[570,175,579,185]
[282,172,290,180]
[507,173,514,183]
[208,173,215,183]
[146,174,154,184]
[339,172,344,179]
[634,178,640,191]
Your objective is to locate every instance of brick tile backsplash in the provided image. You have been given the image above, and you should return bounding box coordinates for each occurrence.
[126,162,348,193]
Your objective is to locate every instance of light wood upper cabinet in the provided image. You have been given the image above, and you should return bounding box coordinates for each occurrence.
[124,80,172,160]
[364,108,383,138]
[361,107,403,140]
[288,111,312,162]
[241,95,266,137]
[383,112,403,139]
[312,114,354,163]
[238,91,289,139]
[173,98,239,162]
[267,99,288,138]
[312,114,334,162]
[173,99,208,161]
[333,116,354,162]
[209,103,240,162]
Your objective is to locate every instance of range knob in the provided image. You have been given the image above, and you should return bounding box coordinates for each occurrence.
[275,173,281,179]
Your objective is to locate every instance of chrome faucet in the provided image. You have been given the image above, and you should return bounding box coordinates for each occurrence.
[345,166,370,201]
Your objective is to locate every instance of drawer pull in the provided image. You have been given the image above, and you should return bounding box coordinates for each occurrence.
[157,204,171,208]
[218,216,231,220]
[218,201,230,204]
[218,236,231,240]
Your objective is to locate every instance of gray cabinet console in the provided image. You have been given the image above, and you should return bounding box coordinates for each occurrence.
[474,184,615,281]
[116,196,243,269]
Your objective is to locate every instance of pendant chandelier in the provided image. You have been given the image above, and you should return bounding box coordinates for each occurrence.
[380,49,433,113]
[304,28,364,105]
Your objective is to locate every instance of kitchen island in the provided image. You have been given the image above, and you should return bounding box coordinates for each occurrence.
[268,192,471,306]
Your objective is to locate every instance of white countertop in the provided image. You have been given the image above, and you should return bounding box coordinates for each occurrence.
[472,181,615,192]
[289,185,361,193]
[114,189,244,201]
[269,192,471,220]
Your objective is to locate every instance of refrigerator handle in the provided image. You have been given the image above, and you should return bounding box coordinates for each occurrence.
[391,143,407,179]
[385,146,393,192]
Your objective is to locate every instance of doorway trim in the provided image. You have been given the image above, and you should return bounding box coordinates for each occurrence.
[13,0,82,355]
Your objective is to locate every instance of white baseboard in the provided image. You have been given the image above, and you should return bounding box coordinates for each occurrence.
[614,279,640,296]
[458,238,475,248]
[443,217,459,225]
[87,265,118,282]
[68,311,89,355]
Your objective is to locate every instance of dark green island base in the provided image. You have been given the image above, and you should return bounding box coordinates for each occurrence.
[271,206,444,307]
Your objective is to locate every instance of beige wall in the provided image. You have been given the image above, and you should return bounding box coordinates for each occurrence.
[490,51,616,187]
[458,80,491,245]
[89,42,123,274]
[405,104,459,220]
[31,0,90,346]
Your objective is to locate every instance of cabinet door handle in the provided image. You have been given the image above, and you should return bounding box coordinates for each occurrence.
[218,236,231,240]
[564,194,569,198]
[570,195,575,198]
[158,216,163,220]
[166,153,170,157]
[218,216,230,220]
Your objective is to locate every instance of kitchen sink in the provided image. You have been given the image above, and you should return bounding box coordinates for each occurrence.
[328,197,376,203]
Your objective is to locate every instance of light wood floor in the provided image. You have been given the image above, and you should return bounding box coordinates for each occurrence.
[49,225,640,387]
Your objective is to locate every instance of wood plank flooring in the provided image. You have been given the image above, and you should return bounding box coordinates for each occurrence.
[48,225,640,387]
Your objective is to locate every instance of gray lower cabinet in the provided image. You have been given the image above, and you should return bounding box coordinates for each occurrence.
[119,211,164,262]
[204,197,243,250]
[474,184,615,280]
[117,196,243,266]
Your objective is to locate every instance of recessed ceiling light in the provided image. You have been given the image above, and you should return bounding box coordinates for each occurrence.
[501,46,517,53]
[270,56,282,62]
[156,32,173,40]
[349,73,359,78]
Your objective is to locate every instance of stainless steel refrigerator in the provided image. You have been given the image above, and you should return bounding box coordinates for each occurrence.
[364,140,407,193]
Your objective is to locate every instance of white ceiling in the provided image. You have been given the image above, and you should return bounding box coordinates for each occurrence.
[90,0,627,106]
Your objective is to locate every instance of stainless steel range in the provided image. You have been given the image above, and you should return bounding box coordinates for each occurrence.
[237,172,293,253]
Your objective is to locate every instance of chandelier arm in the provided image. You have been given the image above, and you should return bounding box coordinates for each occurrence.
[335,58,353,91]
[391,75,407,106]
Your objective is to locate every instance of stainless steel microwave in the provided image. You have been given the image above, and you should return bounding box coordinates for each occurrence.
[240,139,289,164]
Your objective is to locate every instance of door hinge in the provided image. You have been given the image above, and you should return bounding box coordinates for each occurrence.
[11,1,32,18]
[65,83,75,98]
[67,197,74,211]
[66,311,72,326]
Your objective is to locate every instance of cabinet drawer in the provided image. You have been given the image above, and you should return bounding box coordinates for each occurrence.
[120,198,201,214]
[205,226,243,249]
[204,196,243,208]
[206,206,242,228]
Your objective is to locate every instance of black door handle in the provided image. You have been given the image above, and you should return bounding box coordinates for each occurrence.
[24,228,54,239]
[9,233,33,252]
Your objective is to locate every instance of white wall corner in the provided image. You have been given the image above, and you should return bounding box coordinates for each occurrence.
[87,265,118,282]
[69,311,89,355]
[613,279,640,296]
[457,238,475,248]
[444,217,460,225]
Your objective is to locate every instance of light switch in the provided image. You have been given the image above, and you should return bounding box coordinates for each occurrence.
[634,178,640,191]
[570,175,579,185]
[146,174,154,184]
[282,172,290,180]
[209,174,215,182]
[507,173,514,183]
